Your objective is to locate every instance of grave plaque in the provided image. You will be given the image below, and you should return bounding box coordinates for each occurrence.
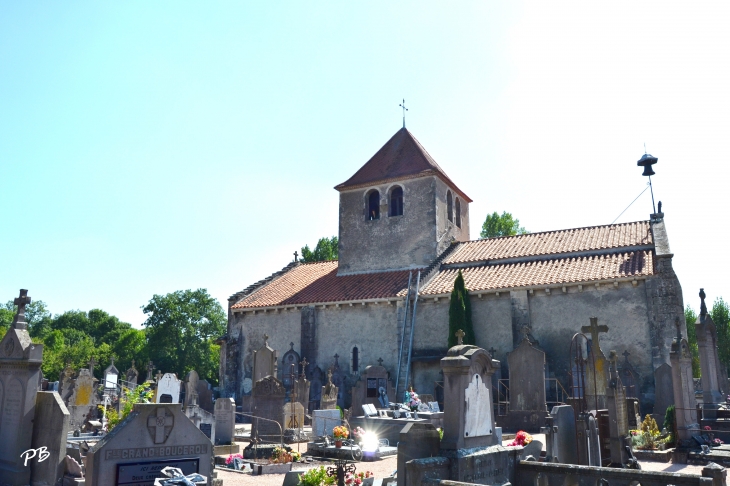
[0,289,44,485]
[85,403,213,486]
[155,373,181,404]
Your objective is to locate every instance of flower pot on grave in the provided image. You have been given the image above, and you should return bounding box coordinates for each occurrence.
[335,440,343,448]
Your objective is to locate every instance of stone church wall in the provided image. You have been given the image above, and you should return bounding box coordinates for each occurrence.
[433,177,470,255]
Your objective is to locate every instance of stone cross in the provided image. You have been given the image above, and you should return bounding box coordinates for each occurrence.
[88,356,98,376]
[12,289,31,330]
[455,329,465,345]
[147,408,173,444]
[299,357,308,377]
[377,357,384,367]
[700,288,708,317]
[109,356,115,367]
[147,361,155,381]
[581,317,608,349]
[622,350,630,360]
[333,353,339,367]
[156,370,163,382]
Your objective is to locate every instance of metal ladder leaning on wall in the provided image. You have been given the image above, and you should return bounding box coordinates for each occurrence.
[395,270,421,401]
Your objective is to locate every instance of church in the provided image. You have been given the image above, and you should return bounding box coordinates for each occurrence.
[218,126,686,417]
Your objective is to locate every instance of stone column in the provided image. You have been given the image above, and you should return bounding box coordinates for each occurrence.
[696,289,725,418]
[669,322,698,442]
[440,338,500,451]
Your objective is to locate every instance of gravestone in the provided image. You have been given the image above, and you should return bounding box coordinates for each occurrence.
[214,397,235,445]
[125,360,139,389]
[670,320,699,441]
[67,368,98,430]
[281,342,300,394]
[508,332,546,412]
[60,363,76,402]
[282,401,305,429]
[30,391,70,485]
[626,398,641,428]
[396,422,440,486]
[540,415,558,462]
[551,404,578,465]
[351,364,396,415]
[653,362,674,421]
[696,289,724,419]
[440,333,500,451]
[104,356,120,392]
[156,373,181,404]
[184,370,199,408]
[619,350,639,398]
[197,379,214,413]
[308,366,324,412]
[294,359,311,415]
[329,354,348,408]
[0,289,44,485]
[606,351,629,467]
[85,403,213,486]
[312,409,341,437]
[252,375,286,441]
[320,369,338,410]
[587,414,602,467]
[582,317,610,410]
[253,334,278,384]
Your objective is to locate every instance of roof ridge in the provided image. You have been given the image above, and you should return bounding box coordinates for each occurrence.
[228,261,301,304]
[464,219,651,244]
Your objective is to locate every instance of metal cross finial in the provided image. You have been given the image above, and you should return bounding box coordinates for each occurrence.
[581,317,609,350]
[377,357,384,367]
[12,289,31,330]
[294,251,298,262]
[455,329,465,345]
[399,99,408,128]
[622,350,630,360]
[333,353,339,367]
[700,288,707,317]
[110,355,115,367]
[88,356,98,376]
[299,357,308,377]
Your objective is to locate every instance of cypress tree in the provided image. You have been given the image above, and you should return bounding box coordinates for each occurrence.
[448,271,475,347]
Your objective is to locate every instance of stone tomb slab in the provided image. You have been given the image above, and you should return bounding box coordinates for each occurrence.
[85,403,213,486]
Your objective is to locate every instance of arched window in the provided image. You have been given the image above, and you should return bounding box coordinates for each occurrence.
[352,346,359,373]
[367,190,380,220]
[447,191,453,222]
[389,186,404,217]
[455,198,461,228]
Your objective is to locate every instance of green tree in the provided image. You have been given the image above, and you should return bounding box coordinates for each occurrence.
[142,289,226,385]
[684,306,701,378]
[711,297,730,375]
[301,236,338,262]
[1,299,52,339]
[480,211,528,239]
[448,271,475,348]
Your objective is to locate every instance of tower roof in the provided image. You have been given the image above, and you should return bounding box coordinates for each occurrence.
[335,127,472,202]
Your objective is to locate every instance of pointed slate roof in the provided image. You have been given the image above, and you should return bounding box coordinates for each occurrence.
[335,127,472,202]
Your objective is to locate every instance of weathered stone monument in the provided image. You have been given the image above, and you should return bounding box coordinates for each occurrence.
[125,360,139,389]
[320,368,338,410]
[551,404,578,465]
[505,330,547,431]
[67,368,99,430]
[282,401,305,429]
[155,372,181,404]
[670,318,699,442]
[294,358,311,415]
[31,391,71,485]
[653,362,675,421]
[252,375,286,440]
[696,289,725,419]
[85,403,213,486]
[253,334,277,383]
[197,379,214,413]
[281,342,300,394]
[582,317,610,411]
[214,397,235,445]
[351,362,396,415]
[184,370,200,408]
[606,350,630,467]
[103,356,120,392]
[576,413,602,467]
[397,422,441,486]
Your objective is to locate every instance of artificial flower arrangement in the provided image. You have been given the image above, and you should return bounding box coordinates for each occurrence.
[271,446,293,464]
[629,415,673,450]
[404,389,422,411]
[352,427,365,441]
[333,425,349,440]
[506,431,533,447]
[344,471,374,486]
[225,453,244,467]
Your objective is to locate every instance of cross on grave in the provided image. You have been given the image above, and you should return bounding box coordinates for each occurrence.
[700,288,708,317]
[147,407,174,444]
[455,329,465,345]
[377,357,384,367]
[88,356,98,376]
[622,350,630,361]
[608,350,619,373]
[264,334,269,346]
[581,317,608,350]
[12,289,31,330]
[333,353,339,367]
[147,361,155,381]
[520,326,531,343]
[109,356,115,367]
[156,370,163,382]
[299,357,308,378]
[488,347,497,357]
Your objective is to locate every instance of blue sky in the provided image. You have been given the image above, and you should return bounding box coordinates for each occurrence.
[2,2,729,326]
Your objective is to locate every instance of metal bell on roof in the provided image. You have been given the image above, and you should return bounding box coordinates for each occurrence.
[637,153,657,176]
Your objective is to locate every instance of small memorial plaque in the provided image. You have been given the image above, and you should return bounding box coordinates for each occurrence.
[367,378,378,397]
[117,458,199,486]
[200,423,212,439]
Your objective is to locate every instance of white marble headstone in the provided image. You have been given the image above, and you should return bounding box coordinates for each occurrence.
[155,373,181,404]
[464,373,492,437]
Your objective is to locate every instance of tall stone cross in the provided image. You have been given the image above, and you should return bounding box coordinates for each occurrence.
[333,353,340,368]
[455,329,465,345]
[109,355,115,368]
[581,317,608,352]
[299,357,308,378]
[147,407,174,444]
[88,356,98,376]
[12,288,31,330]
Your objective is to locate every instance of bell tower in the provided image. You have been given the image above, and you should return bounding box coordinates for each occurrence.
[335,128,471,275]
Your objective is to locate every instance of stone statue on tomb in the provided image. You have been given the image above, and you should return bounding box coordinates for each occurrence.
[378,386,389,408]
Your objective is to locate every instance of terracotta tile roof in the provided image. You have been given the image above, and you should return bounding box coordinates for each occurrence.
[443,221,652,264]
[231,261,415,309]
[420,251,654,295]
[335,128,472,202]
